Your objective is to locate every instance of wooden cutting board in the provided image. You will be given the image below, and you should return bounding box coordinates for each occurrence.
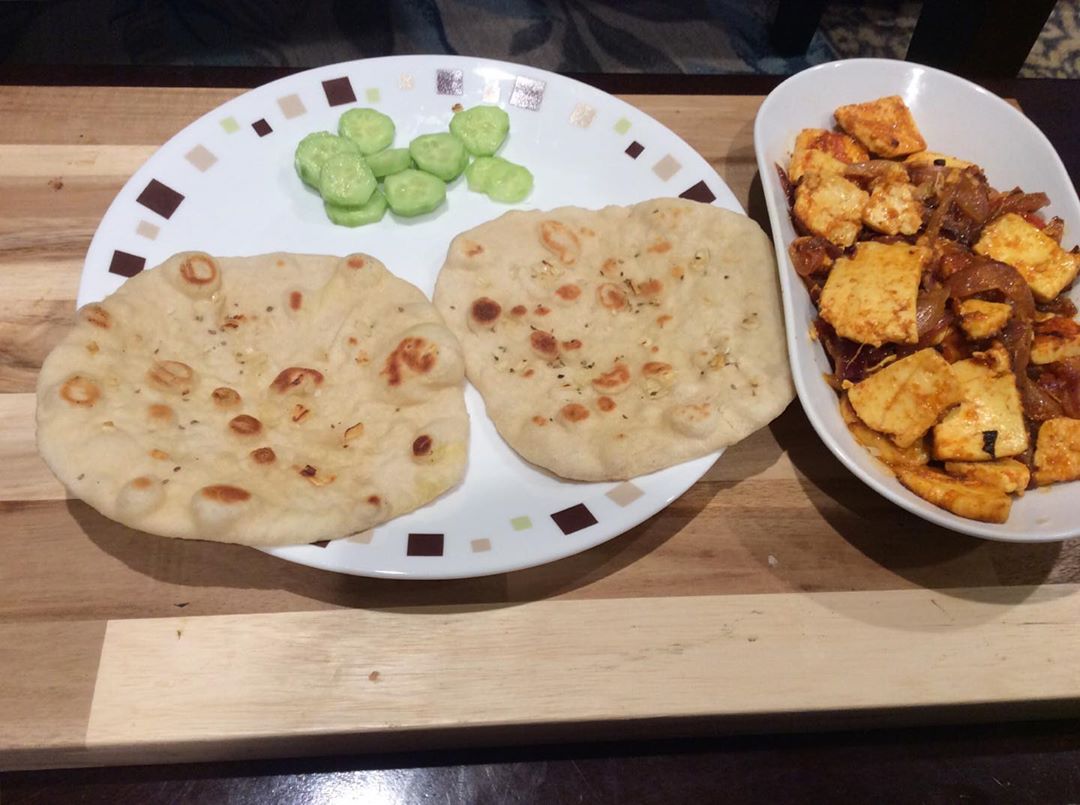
[2,86,1079,772]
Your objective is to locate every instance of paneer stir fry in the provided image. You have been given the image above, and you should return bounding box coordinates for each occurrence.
[781,95,1080,524]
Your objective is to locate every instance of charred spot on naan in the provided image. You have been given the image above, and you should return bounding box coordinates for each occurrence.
[539,220,581,265]
[79,304,112,330]
[468,297,501,332]
[192,483,254,531]
[211,387,242,409]
[383,337,437,386]
[146,403,176,426]
[529,330,560,361]
[147,360,196,394]
[270,367,324,395]
[250,447,276,464]
[597,283,628,312]
[228,414,263,436]
[559,403,590,423]
[59,375,101,407]
[168,253,222,299]
[596,396,617,412]
[591,362,631,394]
[555,284,581,302]
[666,403,719,438]
[116,475,165,518]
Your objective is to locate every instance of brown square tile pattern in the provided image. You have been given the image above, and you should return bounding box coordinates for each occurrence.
[679,180,717,204]
[108,250,145,278]
[470,538,492,553]
[135,220,160,240]
[551,503,597,535]
[625,141,644,159]
[652,155,682,181]
[509,75,545,110]
[136,179,184,219]
[606,482,645,507]
[322,76,356,106]
[251,119,273,137]
[407,533,444,556]
[278,94,306,119]
[184,145,217,172]
[436,68,463,96]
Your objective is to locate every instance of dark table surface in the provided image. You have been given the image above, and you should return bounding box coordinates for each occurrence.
[1,66,1079,804]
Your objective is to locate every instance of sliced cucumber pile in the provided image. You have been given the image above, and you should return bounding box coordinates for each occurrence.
[293,103,532,227]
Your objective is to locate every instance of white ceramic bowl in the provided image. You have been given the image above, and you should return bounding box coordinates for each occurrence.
[754,58,1080,542]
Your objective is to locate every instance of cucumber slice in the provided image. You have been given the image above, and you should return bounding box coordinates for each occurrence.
[466,156,533,203]
[294,132,360,188]
[408,133,469,182]
[324,190,388,227]
[465,156,503,192]
[384,169,447,217]
[450,105,510,157]
[338,108,396,155]
[318,153,377,207]
[366,147,414,179]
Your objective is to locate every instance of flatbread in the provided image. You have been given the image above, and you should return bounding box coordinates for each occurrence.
[433,198,793,480]
[36,252,468,546]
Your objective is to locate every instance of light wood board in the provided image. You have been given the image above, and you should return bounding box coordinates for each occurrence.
[1,85,1078,771]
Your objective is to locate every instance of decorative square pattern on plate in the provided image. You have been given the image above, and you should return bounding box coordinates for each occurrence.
[652,155,682,181]
[614,117,632,134]
[482,79,501,103]
[407,533,444,556]
[322,77,356,106]
[108,250,145,278]
[436,68,464,96]
[510,516,532,531]
[184,145,217,172]
[135,220,160,240]
[277,94,306,119]
[399,73,415,90]
[310,540,330,548]
[679,180,717,204]
[509,75,545,110]
[606,482,645,507]
[251,119,273,137]
[551,504,598,535]
[366,88,381,103]
[625,141,644,159]
[136,179,184,219]
[569,103,596,128]
[220,116,240,134]
[470,538,492,553]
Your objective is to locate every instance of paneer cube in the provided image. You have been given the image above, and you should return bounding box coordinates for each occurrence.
[789,128,869,182]
[818,241,928,346]
[1033,417,1080,485]
[932,346,1029,461]
[974,213,1080,303]
[848,348,962,447]
[957,299,1013,340]
[834,95,927,158]
[793,172,869,247]
[840,395,930,468]
[1031,317,1080,364]
[895,466,1012,523]
[944,459,1030,495]
[904,151,977,170]
[862,181,923,236]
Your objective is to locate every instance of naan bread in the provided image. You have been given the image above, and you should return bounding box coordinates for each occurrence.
[37,252,468,546]
[433,198,793,480]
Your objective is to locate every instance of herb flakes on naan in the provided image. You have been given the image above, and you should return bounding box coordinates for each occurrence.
[433,198,794,480]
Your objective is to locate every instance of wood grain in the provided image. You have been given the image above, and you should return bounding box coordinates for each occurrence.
[69,586,1080,768]
[2,85,1079,770]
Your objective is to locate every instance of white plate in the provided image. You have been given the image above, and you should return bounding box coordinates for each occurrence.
[79,55,740,578]
[754,58,1080,542]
